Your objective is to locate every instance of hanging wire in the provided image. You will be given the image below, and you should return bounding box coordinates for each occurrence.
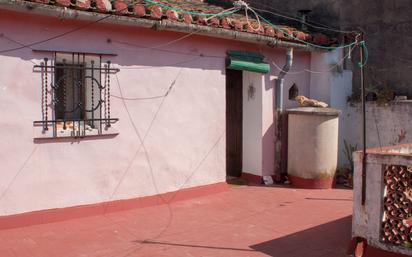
[144,0,241,17]
[250,5,357,34]
[0,0,362,54]
[270,44,357,75]
[0,0,238,54]
[255,11,362,50]
[112,40,222,58]
[111,56,201,71]
[233,0,262,32]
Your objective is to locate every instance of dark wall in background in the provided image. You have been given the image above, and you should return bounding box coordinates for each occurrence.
[246,0,412,98]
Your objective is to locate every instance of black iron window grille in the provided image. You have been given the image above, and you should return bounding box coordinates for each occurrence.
[33,53,119,138]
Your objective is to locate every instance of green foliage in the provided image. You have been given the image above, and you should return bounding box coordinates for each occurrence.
[376,85,395,104]
[346,94,360,106]
[401,241,412,248]
[344,139,357,173]
[346,84,396,105]
[366,84,379,94]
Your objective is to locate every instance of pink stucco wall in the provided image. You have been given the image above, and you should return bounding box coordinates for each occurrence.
[0,9,312,215]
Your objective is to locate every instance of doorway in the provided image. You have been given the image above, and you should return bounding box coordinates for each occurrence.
[226,69,243,177]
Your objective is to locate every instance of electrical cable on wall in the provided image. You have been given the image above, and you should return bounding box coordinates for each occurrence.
[270,44,357,75]
[0,0,366,57]
[144,0,241,17]
[0,0,239,54]
[0,146,39,202]
[144,0,368,60]
[111,56,202,72]
[108,71,227,256]
[144,0,364,52]
[255,12,362,50]
[111,39,223,58]
[0,34,39,65]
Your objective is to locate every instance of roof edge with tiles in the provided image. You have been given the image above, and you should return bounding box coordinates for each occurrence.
[0,0,330,51]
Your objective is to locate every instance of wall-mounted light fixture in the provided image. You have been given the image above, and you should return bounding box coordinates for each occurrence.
[248,83,256,100]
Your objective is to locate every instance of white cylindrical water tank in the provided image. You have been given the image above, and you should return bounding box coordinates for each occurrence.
[287,107,340,189]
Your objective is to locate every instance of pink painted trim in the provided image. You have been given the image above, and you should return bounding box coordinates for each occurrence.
[0,182,228,230]
[241,172,263,185]
[289,175,333,189]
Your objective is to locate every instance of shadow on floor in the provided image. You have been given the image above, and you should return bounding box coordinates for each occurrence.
[250,216,409,257]
[134,240,255,252]
[250,216,352,257]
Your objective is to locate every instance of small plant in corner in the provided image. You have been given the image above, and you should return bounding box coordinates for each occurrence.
[366,84,378,101]
[342,140,358,187]
[376,85,395,105]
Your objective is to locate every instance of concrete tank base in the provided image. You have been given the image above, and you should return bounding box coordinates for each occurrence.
[288,175,334,189]
[287,107,341,189]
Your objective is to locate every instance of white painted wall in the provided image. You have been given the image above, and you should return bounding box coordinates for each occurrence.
[242,70,278,177]
[344,102,412,158]
[0,9,313,215]
[271,52,311,110]
[242,71,263,176]
[309,49,354,167]
[0,10,229,215]
[261,74,277,176]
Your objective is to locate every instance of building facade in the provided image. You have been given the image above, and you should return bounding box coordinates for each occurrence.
[0,0,349,228]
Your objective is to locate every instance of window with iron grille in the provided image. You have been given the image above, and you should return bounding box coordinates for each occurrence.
[33,53,119,138]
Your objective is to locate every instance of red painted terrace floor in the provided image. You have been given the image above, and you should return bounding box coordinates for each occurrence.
[0,185,406,257]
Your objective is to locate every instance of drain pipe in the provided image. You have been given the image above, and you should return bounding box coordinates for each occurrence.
[274,48,294,182]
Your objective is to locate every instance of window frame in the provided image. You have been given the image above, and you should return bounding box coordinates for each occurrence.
[33,52,119,140]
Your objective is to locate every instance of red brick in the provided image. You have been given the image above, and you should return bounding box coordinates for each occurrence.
[313,34,330,45]
[282,28,293,39]
[55,0,71,7]
[149,5,163,20]
[294,31,307,40]
[265,27,275,37]
[132,4,146,17]
[276,30,285,39]
[221,17,232,29]
[196,15,207,25]
[234,20,244,31]
[95,0,111,12]
[182,13,193,24]
[75,0,91,10]
[403,217,412,227]
[246,24,256,33]
[166,9,179,21]
[113,0,128,14]
[207,16,220,27]
[246,23,263,34]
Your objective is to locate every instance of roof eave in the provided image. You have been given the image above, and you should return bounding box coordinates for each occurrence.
[0,0,316,51]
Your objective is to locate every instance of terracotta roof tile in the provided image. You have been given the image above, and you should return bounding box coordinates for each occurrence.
[17,0,331,46]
